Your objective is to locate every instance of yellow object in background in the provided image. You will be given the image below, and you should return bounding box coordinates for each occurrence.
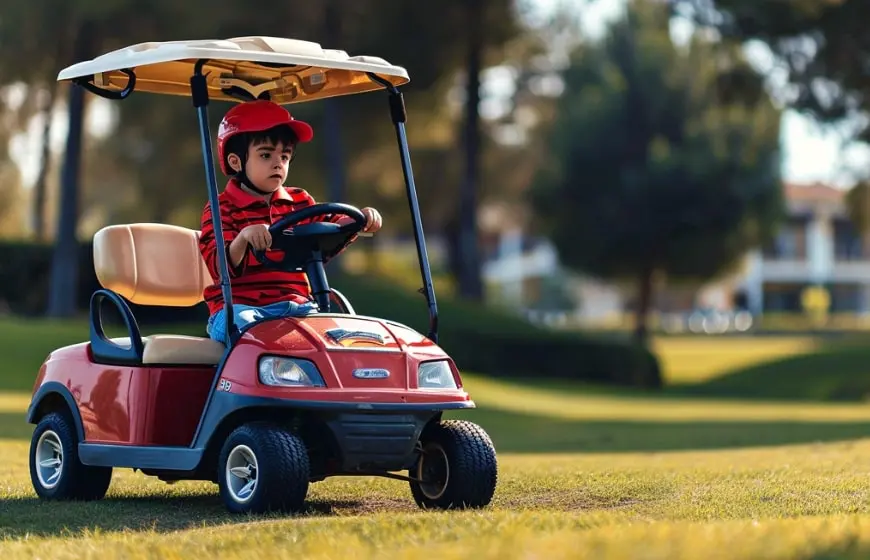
[801,285,831,326]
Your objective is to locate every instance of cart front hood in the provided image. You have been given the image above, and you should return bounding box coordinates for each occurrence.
[239,315,458,392]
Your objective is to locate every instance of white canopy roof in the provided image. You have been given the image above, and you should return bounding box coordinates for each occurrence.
[56,36,410,104]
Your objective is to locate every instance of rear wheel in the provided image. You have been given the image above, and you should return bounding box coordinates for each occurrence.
[29,412,113,501]
[410,419,498,509]
[217,423,310,514]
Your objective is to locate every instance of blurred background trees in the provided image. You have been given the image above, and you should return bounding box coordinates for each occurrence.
[528,0,784,344]
[0,0,536,315]
[673,0,870,236]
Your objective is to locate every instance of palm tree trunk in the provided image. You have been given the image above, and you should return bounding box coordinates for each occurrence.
[457,0,484,301]
[634,266,655,345]
[33,80,59,242]
[46,20,95,317]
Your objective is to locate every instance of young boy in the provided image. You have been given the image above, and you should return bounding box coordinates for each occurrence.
[199,100,382,343]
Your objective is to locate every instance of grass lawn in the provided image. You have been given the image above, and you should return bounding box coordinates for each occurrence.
[3,318,870,558]
[652,334,870,402]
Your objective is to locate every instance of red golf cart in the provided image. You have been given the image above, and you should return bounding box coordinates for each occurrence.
[26,36,498,514]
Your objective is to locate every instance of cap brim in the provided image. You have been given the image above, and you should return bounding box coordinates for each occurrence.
[288,120,314,143]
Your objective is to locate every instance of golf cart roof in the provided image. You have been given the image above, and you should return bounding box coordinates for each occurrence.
[56,36,410,104]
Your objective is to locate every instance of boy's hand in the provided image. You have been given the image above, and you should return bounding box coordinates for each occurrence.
[362,207,382,233]
[239,224,272,250]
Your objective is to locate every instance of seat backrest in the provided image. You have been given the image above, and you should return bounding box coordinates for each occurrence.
[93,223,213,307]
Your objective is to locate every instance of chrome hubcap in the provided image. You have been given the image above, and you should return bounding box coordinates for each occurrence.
[35,430,63,489]
[226,444,258,503]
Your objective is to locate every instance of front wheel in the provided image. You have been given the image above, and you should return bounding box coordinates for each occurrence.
[29,412,113,501]
[409,419,498,509]
[217,423,310,514]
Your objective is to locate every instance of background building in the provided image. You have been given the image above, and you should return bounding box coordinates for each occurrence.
[481,182,870,321]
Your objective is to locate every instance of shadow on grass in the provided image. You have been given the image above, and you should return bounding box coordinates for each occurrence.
[447,407,870,453]
[665,343,870,403]
[1,404,869,539]
[807,543,870,560]
[0,494,381,539]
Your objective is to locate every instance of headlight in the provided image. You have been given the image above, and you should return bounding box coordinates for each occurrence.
[417,360,458,389]
[258,356,325,387]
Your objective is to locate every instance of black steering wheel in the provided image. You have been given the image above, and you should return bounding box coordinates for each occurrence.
[252,202,367,313]
[253,202,367,270]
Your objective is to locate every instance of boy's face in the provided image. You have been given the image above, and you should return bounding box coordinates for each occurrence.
[229,139,294,192]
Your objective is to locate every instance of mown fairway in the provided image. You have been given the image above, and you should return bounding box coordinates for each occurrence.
[3,320,870,558]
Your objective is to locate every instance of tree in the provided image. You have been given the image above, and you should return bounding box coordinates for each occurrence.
[454,0,486,302]
[0,95,30,237]
[46,21,95,317]
[528,0,784,344]
[0,0,220,316]
[671,0,870,143]
[32,81,60,241]
[845,181,870,234]
[0,0,528,316]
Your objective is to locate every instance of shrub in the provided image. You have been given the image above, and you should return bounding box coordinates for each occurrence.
[333,273,662,388]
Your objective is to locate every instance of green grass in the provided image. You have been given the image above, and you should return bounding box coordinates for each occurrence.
[651,335,870,402]
[6,441,870,559]
[651,336,827,384]
[6,319,870,557]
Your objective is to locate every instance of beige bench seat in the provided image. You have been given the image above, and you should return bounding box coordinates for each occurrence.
[93,223,224,366]
[110,335,225,366]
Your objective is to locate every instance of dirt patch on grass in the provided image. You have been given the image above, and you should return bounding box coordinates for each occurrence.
[304,497,418,516]
[495,491,642,512]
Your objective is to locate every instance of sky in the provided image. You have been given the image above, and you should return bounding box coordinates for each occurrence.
[7,0,870,190]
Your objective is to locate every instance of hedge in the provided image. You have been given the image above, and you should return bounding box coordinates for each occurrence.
[334,274,662,388]
[0,241,662,388]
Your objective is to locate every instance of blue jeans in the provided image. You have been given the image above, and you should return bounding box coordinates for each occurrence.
[207,300,319,343]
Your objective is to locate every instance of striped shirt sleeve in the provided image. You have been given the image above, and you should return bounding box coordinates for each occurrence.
[198,199,246,281]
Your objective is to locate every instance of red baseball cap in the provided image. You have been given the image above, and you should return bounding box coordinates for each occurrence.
[217,100,313,175]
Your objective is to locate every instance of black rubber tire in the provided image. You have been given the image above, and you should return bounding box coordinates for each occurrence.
[409,419,498,509]
[217,422,310,514]
[29,412,113,501]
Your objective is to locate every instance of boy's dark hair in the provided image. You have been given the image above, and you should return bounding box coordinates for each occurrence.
[223,124,299,173]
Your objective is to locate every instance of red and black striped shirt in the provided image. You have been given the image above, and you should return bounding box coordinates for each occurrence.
[199,179,343,316]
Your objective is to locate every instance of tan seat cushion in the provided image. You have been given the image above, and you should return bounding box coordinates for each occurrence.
[94,224,213,307]
[111,335,225,366]
[93,224,226,366]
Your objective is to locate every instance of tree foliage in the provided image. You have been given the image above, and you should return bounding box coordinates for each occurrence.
[672,0,870,143]
[0,0,526,231]
[529,0,784,343]
[0,0,534,315]
[845,181,870,235]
